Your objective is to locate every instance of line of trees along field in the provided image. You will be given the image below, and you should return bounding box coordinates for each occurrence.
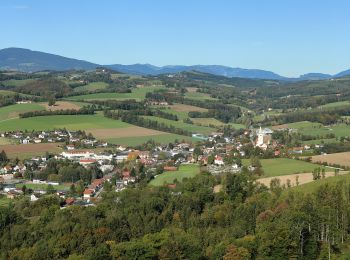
[104,110,191,136]
[1,170,350,259]
[19,106,96,118]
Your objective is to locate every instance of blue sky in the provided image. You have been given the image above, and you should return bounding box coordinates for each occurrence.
[1,0,350,77]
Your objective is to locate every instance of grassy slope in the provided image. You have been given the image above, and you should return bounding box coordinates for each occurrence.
[243,158,326,178]
[149,164,200,186]
[74,82,109,92]
[184,92,216,101]
[0,103,45,121]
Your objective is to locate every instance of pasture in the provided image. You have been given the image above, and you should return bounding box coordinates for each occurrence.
[184,92,216,101]
[149,164,200,186]
[16,183,70,191]
[39,101,81,111]
[311,152,350,168]
[242,158,327,178]
[67,86,165,101]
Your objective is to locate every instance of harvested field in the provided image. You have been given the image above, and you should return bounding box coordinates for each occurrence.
[257,171,348,187]
[0,143,62,159]
[311,152,350,168]
[170,104,207,112]
[88,126,167,138]
[186,87,198,93]
[40,101,81,111]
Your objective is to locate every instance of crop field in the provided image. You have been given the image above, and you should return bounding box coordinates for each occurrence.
[106,134,196,146]
[39,101,81,111]
[73,82,109,92]
[0,143,63,159]
[142,116,215,134]
[149,164,200,186]
[0,103,45,121]
[311,152,350,167]
[258,171,347,188]
[67,86,165,101]
[184,92,216,101]
[242,158,327,178]
[169,104,207,112]
[0,114,131,132]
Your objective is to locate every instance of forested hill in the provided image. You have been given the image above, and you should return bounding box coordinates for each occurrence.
[3,47,350,80]
[0,48,98,72]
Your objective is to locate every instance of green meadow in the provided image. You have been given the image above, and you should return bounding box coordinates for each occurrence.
[74,82,109,92]
[242,158,326,178]
[184,92,216,101]
[149,164,200,186]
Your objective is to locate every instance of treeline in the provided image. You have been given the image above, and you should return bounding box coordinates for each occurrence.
[3,170,350,259]
[19,107,95,118]
[104,110,190,136]
[91,99,146,110]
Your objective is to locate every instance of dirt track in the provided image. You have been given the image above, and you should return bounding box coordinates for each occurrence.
[311,152,350,167]
[88,127,167,138]
[257,171,348,187]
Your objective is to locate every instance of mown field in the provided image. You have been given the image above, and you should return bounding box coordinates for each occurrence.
[16,183,70,191]
[149,164,200,186]
[67,86,165,101]
[311,152,350,168]
[242,158,326,178]
[0,143,63,159]
[184,92,216,101]
[319,101,350,109]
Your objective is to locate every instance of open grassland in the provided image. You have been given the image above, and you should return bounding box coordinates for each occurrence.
[106,134,196,146]
[0,103,45,121]
[184,92,216,101]
[311,152,350,168]
[258,171,347,187]
[190,117,245,129]
[67,86,165,101]
[242,158,327,178]
[39,101,81,111]
[73,82,109,92]
[149,164,200,186]
[302,138,338,145]
[0,137,12,145]
[0,196,11,207]
[142,116,215,134]
[0,143,63,159]
[0,114,131,132]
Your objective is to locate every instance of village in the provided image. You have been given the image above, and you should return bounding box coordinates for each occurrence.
[0,124,321,208]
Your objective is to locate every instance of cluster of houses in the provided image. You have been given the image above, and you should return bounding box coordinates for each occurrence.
[1,125,320,206]
[1,129,108,149]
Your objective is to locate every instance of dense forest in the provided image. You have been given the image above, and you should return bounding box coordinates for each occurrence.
[1,170,350,259]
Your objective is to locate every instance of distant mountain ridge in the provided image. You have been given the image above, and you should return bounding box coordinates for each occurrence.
[0,47,349,80]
